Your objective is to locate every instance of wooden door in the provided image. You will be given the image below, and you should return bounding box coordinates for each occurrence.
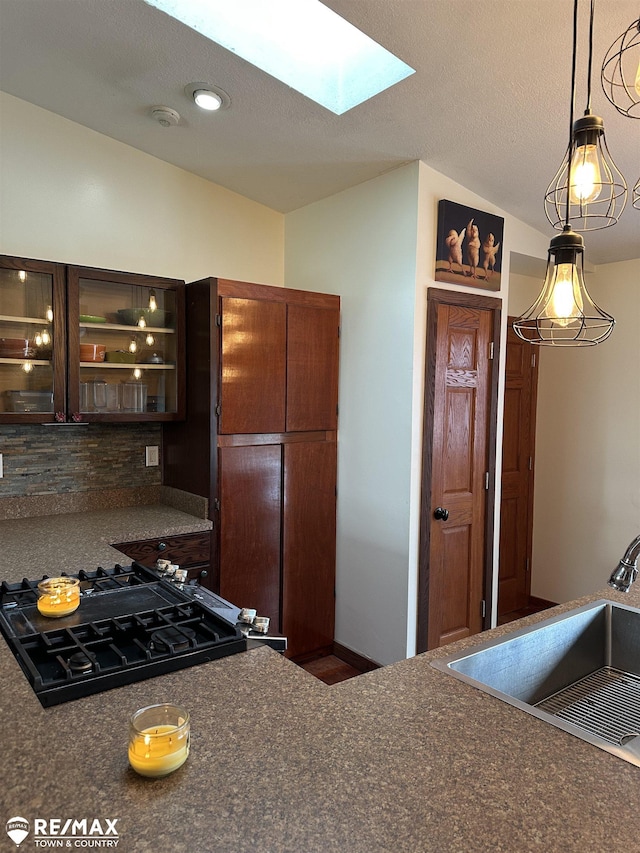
[282,439,337,658]
[418,290,500,651]
[219,297,286,434]
[498,321,538,616]
[286,305,340,431]
[218,444,282,626]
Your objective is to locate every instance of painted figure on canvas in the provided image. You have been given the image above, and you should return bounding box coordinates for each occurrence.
[434,200,504,291]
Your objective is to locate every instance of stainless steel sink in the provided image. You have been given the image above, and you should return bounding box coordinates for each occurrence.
[431,599,640,766]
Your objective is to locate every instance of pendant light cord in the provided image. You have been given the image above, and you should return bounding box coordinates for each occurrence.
[585,0,595,113]
[565,0,579,229]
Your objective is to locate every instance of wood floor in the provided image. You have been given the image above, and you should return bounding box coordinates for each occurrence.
[299,654,363,685]
[497,601,553,626]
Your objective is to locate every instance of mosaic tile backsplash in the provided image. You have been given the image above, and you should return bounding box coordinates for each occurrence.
[0,424,162,497]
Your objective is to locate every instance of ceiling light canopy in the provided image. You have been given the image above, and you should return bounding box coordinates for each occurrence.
[145,0,415,114]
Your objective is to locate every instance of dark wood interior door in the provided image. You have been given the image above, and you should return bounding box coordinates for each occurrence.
[498,321,538,616]
[218,444,282,626]
[419,292,499,651]
[282,439,337,658]
[219,297,286,434]
[286,304,340,431]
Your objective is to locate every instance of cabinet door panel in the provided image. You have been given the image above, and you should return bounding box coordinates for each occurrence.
[219,297,286,434]
[218,444,282,626]
[286,305,339,431]
[282,440,337,657]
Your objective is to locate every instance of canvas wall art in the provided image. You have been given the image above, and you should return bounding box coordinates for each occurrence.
[435,199,504,291]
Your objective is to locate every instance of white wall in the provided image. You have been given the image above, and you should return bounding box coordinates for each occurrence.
[286,160,551,665]
[0,93,284,284]
[529,258,640,602]
[285,163,420,665]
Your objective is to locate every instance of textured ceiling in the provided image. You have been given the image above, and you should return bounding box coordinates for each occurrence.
[0,0,638,265]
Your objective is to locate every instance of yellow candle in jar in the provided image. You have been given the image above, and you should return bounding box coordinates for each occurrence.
[36,578,80,618]
[128,724,189,777]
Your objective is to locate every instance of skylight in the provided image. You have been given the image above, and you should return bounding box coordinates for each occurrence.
[144,0,415,114]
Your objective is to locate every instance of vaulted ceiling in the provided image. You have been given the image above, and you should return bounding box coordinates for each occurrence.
[1,0,638,264]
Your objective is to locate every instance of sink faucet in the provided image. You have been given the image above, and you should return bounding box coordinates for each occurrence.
[608,535,640,593]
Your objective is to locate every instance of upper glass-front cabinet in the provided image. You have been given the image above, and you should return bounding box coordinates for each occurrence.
[0,256,185,423]
[0,257,66,422]
[67,266,185,421]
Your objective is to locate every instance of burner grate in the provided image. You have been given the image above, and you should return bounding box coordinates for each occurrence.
[0,563,246,706]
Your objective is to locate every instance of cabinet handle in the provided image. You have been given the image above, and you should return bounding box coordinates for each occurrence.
[158,542,167,551]
[199,570,208,578]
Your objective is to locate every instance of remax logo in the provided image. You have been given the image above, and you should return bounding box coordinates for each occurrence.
[5,817,30,848]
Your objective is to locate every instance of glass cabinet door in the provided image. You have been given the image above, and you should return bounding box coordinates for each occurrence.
[67,267,185,421]
[0,257,66,422]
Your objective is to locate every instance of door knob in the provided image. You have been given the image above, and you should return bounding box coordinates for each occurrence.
[433,507,449,521]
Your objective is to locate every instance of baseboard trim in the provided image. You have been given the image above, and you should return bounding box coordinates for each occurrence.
[332,641,381,672]
[528,595,558,610]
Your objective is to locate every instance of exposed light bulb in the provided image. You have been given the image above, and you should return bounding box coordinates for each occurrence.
[146,333,155,346]
[22,361,33,373]
[133,368,142,380]
[138,316,146,329]
[635,57,640,97]
[148,290,157,312]
[46,306,53,322]
[18,270,26,282]
[35,333,43,347]
[193,89,223,111]
[569,144,602,204]
[129,339,137,354]
[543,262,583,327]
[42,330,50,345]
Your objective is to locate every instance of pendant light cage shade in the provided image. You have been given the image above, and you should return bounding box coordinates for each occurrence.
[634,176,640,209]
[544,114,628,231]
[513,227,615,347]
[601,16,640,119]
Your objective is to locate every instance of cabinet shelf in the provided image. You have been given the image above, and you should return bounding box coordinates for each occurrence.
[80,362,175,369]
[0,313,52,325]
[0,357,51,366]
[79,322,174,334]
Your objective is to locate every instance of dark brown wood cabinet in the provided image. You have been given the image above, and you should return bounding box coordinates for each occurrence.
[163,278,339,658]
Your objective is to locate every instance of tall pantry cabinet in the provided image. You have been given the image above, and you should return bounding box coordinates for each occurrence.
[162,279,339,659]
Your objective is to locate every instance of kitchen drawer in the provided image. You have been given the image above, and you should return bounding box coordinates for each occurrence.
[112,531,211,568]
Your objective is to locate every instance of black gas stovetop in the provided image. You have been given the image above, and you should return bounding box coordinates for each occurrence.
[0,563,246,707]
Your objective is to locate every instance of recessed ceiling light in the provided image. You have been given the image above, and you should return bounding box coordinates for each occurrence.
[146,0,415,115]
[184,82,231,111]
[194,90,222,110]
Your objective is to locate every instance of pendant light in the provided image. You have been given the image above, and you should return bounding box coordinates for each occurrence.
[634,177,640,209]
[545,0,627,231]
[601,14,640,119]
[514,0,615,347]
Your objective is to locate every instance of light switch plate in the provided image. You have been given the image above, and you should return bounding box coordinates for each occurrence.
[145,446,159,467]
[0,453,3,478]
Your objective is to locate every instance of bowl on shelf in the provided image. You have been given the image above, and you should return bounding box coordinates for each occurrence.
[0,338,35,359]
[79,314,106,324]
[79,343,106,362]
[105,350,136,364]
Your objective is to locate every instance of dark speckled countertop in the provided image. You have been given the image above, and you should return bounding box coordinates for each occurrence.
[0,502,211,581]
[1,585,639,853]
